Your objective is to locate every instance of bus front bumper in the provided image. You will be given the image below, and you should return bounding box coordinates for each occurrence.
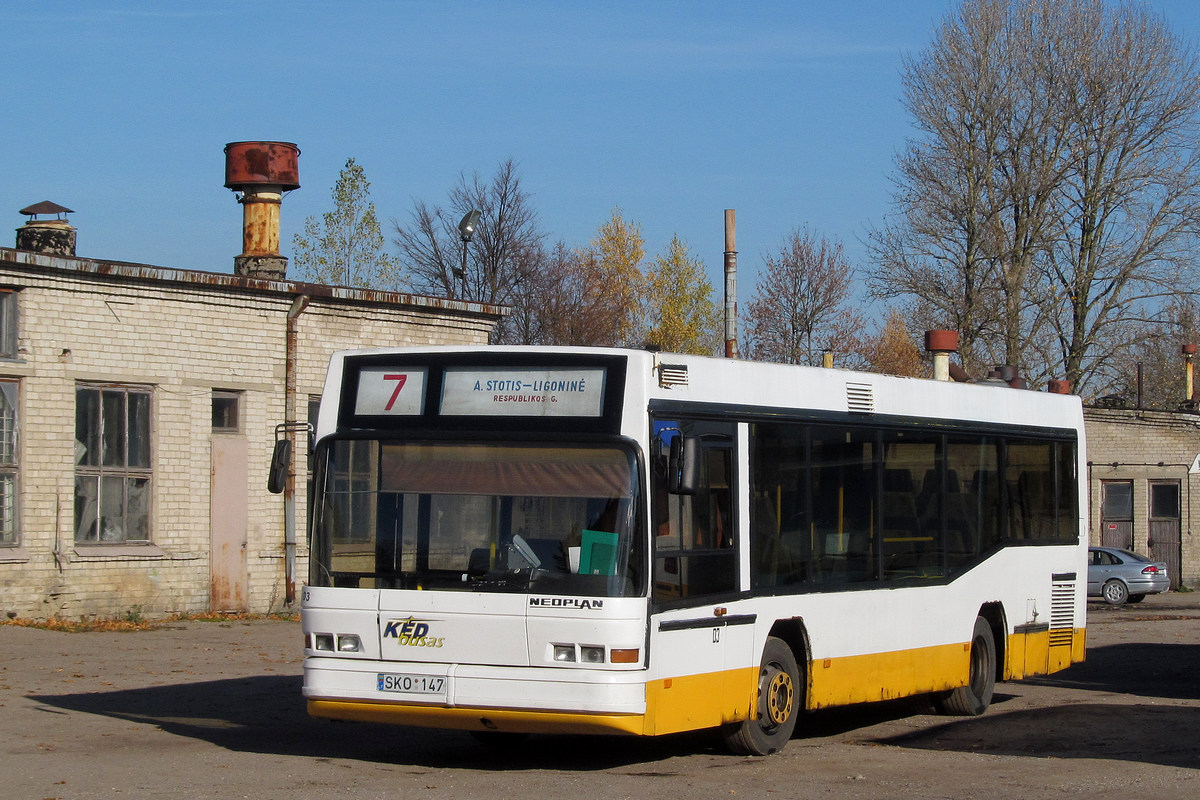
[303,656,649,735]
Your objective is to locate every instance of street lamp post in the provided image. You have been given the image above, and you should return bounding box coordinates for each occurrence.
[457,209,481,300]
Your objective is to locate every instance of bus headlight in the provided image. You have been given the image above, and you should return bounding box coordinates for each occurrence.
[314,633,335,651]
[337,634,362,653]
[553,644,576,662]
[580,646,605,664]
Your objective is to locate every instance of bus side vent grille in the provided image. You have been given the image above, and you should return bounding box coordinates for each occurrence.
[659,363,688,389]
[1049,580,1076,647]
[845,382,874,414]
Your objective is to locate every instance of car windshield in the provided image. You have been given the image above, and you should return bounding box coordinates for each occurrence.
[309,440,643,597]
[1116,549,1149,562]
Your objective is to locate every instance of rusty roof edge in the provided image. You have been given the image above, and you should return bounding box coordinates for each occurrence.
[0,247,509,319]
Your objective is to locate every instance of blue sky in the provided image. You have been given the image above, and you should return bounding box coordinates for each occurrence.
[3,1,1197,302]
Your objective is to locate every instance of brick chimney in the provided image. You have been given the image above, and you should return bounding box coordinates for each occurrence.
[16,201,76,256]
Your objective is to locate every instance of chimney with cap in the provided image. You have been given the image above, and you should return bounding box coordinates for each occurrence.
[224,141,300,280]
[16,201,76,256]
[1183,344,1197,405]
[924,330,958,382]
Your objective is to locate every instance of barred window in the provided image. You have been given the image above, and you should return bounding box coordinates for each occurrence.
[0,380,17,545]
[74,384,152,543]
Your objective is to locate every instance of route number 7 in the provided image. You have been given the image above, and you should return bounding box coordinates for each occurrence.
[383,374,408,411]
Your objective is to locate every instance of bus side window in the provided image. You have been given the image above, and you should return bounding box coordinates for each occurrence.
[653,434,737,601]
[694,447,733,549]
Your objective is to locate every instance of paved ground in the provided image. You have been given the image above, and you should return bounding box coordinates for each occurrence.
[1,592,1198,800]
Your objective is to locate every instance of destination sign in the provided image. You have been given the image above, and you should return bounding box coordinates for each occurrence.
[354,367,428,416]
[440,367,606,417]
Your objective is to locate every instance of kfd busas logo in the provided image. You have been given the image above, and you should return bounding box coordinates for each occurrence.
[383,617,444,648]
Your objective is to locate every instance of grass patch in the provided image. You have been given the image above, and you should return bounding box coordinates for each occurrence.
[1,610,299,632]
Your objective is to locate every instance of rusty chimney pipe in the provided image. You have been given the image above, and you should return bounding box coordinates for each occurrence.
[924,330,958,381]
[224,141,300,280]
[723,210,738,358]
[1183,344,1196,403]
[1047,379,1071,394]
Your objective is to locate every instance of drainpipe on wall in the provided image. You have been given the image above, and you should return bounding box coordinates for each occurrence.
[284,294,310,605]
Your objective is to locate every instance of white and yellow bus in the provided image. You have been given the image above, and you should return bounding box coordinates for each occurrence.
[299,346,1086,755]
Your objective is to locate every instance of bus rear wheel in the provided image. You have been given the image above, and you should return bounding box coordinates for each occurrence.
[935,616,996,716]
[722,637,800,756]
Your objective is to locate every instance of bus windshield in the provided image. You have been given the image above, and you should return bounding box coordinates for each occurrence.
[309,440,643,597]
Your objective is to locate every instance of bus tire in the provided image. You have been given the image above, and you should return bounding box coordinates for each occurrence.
[935,616,996,716]
[722,637,800,756]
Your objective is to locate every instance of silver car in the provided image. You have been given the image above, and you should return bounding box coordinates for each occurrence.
[1088,546,1170,605]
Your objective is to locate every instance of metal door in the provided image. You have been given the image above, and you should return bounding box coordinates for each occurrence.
[210,437,248,611]
[1148,481,1182,589]
[1100,481,1133,549]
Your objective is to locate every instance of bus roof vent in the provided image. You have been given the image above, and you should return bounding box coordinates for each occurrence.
[845,382,875,414]
[658,363,689,389]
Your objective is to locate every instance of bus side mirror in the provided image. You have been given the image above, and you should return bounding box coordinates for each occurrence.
[268,438,292,494]
[668,436,700,495]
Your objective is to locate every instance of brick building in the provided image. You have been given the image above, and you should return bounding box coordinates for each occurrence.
[1084,406,1200,589]
[0,211,503,620]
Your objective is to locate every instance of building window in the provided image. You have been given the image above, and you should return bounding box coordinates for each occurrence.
[74,384,152,543]
[0,380,17,545]
[0,290,17,359]
[212,390,241,433]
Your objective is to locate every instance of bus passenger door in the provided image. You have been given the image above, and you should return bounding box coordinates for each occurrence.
[649,422,750,732]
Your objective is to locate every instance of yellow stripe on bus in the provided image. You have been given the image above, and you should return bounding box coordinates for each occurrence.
[308,699,646,736]
[808,627,1086,708]
[310,627,1086,738]
[643,667,758,735]
[807,642,969,708]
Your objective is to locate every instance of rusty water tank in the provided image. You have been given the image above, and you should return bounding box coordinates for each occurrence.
[224,141,300,191]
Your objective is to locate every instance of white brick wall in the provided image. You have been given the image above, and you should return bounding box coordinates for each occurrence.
[0,252,498,620]
[1084,407,1200,588]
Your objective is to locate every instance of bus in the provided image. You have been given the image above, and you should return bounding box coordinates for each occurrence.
[298,346,1086,755]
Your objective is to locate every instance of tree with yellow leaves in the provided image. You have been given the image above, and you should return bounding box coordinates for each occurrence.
[865,309,925,377]
[642,236,721,355]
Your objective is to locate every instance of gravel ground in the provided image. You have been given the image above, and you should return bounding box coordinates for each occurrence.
[2,592,1198,800]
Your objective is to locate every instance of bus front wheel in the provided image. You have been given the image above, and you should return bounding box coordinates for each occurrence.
[935,616,996,716]
[722,637,800,756]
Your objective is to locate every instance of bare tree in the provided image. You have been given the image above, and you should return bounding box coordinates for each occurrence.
[1109,295,1200,409]
[494,209,648,347]
[869,0,1200,394]
[744,227,864,366]
[867,0,1010,375]
[1043,1,1200,391]
[393,159,546,343]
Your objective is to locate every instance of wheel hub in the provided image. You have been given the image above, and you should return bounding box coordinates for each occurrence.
[763,669,794,726]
